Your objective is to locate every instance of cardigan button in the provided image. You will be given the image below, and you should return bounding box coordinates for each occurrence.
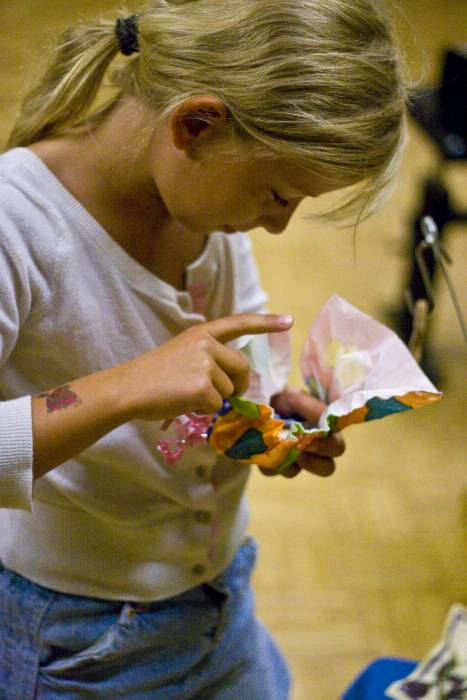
[195,510,212,524]
[192,564,207,576]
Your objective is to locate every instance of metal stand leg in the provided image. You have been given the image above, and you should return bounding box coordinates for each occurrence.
[397,179,467,382]
[399,177,450,344]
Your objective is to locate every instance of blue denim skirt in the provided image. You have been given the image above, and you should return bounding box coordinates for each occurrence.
[0,537,290,699]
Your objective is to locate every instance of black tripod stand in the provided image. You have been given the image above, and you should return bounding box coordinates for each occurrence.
[397,46,467,373]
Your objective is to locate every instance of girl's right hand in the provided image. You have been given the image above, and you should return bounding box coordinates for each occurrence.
[32,313,293,478]
[119,313,294,422]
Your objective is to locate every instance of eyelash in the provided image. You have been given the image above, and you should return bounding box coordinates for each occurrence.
[272,190,289,208]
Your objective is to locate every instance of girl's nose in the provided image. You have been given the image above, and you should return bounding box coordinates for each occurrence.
[265,197,303,233]
[261,207,297,234]
[263,221,288,234]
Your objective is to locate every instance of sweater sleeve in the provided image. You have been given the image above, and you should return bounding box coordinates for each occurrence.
[0,397,33,510]
[0,201,34,511]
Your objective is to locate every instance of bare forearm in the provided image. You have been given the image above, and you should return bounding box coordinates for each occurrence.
[31,366,132,479]
[30,313,294,480]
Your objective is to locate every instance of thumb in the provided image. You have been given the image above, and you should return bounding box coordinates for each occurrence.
[273,386,326,424]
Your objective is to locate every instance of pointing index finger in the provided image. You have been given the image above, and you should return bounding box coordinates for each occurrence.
[205,313,294,344]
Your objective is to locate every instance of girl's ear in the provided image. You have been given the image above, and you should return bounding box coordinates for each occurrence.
[170,96,229,150]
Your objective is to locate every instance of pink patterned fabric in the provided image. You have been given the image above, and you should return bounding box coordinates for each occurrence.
[156,414,213,464]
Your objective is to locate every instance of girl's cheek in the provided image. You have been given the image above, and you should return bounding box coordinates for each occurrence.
[247,195,267,217]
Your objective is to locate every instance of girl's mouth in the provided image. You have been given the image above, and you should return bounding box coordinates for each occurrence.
[222,223,258,233]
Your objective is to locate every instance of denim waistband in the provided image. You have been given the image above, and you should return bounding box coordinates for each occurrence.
[0,535,290,700]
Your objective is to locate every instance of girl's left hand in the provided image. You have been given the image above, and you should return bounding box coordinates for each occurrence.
[261,386,346,479]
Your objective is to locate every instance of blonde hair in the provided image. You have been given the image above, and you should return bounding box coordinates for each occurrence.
[7,0,408,223]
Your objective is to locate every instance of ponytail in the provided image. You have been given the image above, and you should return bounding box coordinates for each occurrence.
[7,17,123,148]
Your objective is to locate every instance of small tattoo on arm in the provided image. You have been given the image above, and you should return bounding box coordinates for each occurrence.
[38,384,82,413]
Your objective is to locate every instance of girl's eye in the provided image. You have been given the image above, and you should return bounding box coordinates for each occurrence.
[271,190,289,208]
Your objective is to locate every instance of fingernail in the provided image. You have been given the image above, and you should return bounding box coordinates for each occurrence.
[277,314,294,328]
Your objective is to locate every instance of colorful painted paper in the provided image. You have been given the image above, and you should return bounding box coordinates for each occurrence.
[207,295,442,473]
[158,295,442,472]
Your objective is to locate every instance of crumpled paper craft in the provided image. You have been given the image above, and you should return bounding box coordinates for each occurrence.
[157,295,442,472]
[207,295,442,472]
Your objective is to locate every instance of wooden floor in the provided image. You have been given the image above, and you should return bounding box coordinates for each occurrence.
[1,2,466,698]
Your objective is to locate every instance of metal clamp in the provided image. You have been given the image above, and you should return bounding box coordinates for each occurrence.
[406,216,467,360]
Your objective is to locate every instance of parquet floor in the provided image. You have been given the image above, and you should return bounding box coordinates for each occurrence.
[1,2,465,699]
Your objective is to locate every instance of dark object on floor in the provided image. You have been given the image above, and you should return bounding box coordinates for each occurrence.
[340,658,418,700]
[396,45,467,379]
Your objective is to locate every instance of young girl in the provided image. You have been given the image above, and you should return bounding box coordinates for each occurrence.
[0,1,407,697]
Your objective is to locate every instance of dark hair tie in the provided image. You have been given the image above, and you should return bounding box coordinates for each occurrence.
[115,15,140,57]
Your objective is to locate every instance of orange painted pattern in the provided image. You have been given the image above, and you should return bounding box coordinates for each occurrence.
[396,391,443,409]
[209,404,284,454]
[334,406,369,431]
[209,390,443,470]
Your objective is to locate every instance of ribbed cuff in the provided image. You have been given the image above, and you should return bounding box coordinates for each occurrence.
[0,396,33,511]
